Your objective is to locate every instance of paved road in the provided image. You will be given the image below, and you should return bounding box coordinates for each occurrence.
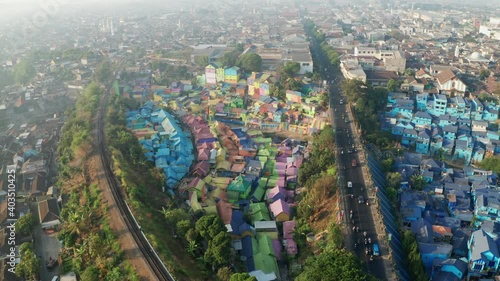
[307,28,388,280]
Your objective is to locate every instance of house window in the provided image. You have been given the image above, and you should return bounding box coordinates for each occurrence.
[489,261,495,267]
[474,263,483,271]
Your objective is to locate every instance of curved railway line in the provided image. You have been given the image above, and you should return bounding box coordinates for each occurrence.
[95,62,175,281]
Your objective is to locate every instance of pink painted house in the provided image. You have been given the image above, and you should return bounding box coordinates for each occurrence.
[269,198,290,222]
[283,220,298,256]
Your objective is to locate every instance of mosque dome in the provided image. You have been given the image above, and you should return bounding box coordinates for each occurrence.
[470,52,483,60]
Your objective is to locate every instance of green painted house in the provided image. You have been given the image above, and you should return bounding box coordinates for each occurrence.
[253,234,280,277]
[249,202,271,224]
[226,175,251,203]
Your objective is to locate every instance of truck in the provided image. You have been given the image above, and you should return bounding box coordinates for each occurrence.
[352,159,357,167]
[323,80,327,87]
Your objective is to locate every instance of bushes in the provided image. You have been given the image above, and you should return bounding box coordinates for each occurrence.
[298,126,335,186]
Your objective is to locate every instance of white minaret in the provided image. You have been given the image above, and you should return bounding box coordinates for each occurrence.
[454,45,459,57]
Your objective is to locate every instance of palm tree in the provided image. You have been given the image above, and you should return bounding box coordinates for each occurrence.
[410,174,426,191]
[187,240,198,257]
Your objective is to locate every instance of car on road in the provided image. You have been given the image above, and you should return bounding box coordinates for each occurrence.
[339,99,343,104]
[352,159,357,167]
[348,148,354,154]
[358,196,365,204]
[373,243,380,256]
[347,181,353,188]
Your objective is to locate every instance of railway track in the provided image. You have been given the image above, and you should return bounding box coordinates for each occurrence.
[95,61,175,281]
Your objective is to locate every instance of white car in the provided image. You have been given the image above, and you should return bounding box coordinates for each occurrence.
[347,181,353,188]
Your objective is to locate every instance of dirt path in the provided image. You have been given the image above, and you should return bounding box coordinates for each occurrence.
[88,154,156,280]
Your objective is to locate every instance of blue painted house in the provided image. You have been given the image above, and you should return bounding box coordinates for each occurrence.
[416,93,428,111]
[430,94,447,116]
[418,242,453,269]
[412,111,433,128]
[392,122,414,136]
[483,107,499,122]
[416,129,431,155]
[487,131,500,141]
[430,127,443,155]
[474,193,500,223]
[446,95,468,118]
[433,258,468,281]
[472,142,486,164]
[471,97,484,121]
[402,128,418,147]
[437,114,457,128]
[468,229,500,279]
[442,125,458,140]
[453,138,473,165]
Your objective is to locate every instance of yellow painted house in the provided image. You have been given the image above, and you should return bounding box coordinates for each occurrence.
[224,66,241,84]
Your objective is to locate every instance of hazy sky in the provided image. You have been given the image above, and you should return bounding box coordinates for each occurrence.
[0,0,498,20]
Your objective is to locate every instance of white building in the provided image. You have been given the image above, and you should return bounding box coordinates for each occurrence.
[340,58,367,83]
[283,50,314,74]
[353,47,406,72]
[479,18,500,40]
[436,69,467,92]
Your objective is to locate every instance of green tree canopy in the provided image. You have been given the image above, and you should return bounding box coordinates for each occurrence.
[16,213,36,237]
[480,156,500,174]
[341,79,366,102]
[480,69,491,80]
[80,265,100,281]
[13,59,36,85]
[194,55,209,67]
[16,242,40,281]
[217,266,233,281]
[93,61,113,83]
[402,231,427,281]
[296,249,378,281]
[387,79,399,92]
[162,208,190,227]
[410,174,426,191]
[195,214,226,240]
[230,273,257,281]
[204,231,232,268]
[280,61,301,77]
[220,51,240,67]
[236,53,262,72]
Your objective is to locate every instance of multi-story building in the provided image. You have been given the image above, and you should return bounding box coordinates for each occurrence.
[205,63,218,85]
[353,46,406,73]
